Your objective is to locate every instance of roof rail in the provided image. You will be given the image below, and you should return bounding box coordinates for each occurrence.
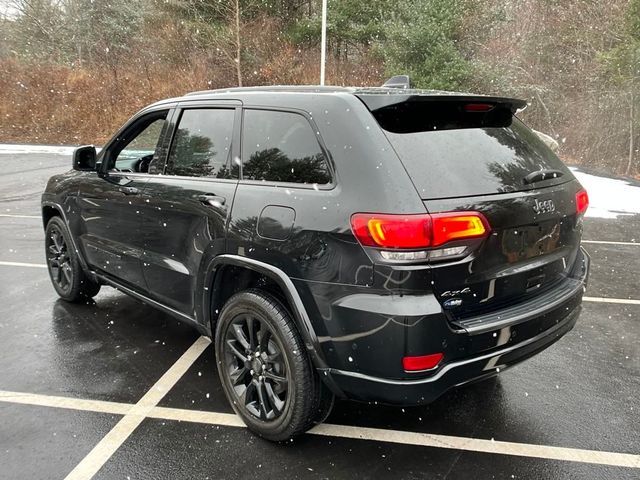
[382,75,411,89]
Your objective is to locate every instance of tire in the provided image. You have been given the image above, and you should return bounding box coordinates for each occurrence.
[215,289,332,441]
[45,216,101,302]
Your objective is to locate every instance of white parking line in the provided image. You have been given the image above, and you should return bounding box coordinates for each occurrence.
[0,390,131,415]
[0,390,638,469]
[63,336,211,480]
[582,240,639,246]
[583,296,640,305]
[309,424,640,469]
[0,261,47,269]
[0,214,41,219]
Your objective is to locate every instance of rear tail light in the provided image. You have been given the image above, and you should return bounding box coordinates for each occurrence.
[431,213,489,246]
[576,189,589,215]
[403,353,444,372]
[350,211,490,249]
[350,214,431,248]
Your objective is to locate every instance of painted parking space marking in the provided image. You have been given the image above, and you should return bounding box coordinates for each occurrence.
[150,406,245,427]
[63,336,211,480]
[0,260,47,269]
[309,424,640,469]
[582,296,640,305]
[0,389,638,469]
[582,240,639,246]
[0,214,41,219]
[0,390,132,415]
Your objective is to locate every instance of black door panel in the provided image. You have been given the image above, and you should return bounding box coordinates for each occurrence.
[75,108,172,290]
[140,177,238,314]
[140,106,239,316]
[76,174,150,289]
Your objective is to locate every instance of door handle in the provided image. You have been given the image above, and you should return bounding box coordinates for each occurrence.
[198,194,226,206]
[119,186,139,195]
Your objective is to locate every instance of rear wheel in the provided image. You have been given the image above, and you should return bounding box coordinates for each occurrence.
[45,216,101,302]
[215,289,332,441]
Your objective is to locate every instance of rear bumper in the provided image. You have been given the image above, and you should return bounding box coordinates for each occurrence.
[322,304,579,405]
[317,247,589,405]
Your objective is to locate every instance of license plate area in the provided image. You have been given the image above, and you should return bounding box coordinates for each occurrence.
[502,221,562,262]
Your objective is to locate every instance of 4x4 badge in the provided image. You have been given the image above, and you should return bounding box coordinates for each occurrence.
[441,287,471,297]
[533,198,555,214]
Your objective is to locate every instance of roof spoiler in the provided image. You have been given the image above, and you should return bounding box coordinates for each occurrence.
[360,94,529,133]
[358,92,527,114]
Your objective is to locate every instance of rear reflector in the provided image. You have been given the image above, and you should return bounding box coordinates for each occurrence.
[350,212,489,249]
[576,189,589,215]
[403,353,444,372]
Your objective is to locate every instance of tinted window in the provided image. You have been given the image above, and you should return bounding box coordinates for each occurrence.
[242,110,331,185]
[383,119,571,199]
[166,109,235,178]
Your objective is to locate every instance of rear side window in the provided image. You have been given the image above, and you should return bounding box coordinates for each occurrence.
[241,109,331,185]
[377,106,571,199]
[166,109,235,178]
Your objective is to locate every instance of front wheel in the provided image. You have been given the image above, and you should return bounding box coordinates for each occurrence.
[45,216,101,302]
[215,289,332,441]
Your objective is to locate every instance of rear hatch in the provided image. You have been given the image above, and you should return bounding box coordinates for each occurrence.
[359,92,585,320]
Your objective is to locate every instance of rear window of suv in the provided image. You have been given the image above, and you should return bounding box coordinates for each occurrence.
[375,104,571,200]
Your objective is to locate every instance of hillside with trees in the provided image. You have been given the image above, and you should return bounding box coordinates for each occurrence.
[0,0,638,175]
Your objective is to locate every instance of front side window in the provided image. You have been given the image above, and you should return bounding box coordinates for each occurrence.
[241,110,331,185]
[165,108,235,178]
[108,111,168,173]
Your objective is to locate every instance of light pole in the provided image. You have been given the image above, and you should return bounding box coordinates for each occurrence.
[320,0,327,85]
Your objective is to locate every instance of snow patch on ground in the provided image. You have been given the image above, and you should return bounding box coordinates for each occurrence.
[0,144,78,155]
[571,167,640,219]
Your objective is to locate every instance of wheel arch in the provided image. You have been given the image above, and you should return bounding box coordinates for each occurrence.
[42,204,61,229]
[42,200,90,272]
[204,255,334,376]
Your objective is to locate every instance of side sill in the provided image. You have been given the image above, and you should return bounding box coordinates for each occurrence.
[94,272,209,336]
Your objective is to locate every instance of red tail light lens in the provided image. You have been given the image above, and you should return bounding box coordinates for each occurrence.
[350,214,431,248]
[403,353,444,372]
[431,213,489,246]
[576,189,589,215]
[350,212,489,249]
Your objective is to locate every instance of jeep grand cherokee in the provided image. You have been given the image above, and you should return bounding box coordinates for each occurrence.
[42,82,590,441]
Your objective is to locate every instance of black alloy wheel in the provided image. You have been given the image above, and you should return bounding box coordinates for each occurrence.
[224,313,289,421]
[45,216,101,302]
[47,224,73,293]
[215,289,332,441]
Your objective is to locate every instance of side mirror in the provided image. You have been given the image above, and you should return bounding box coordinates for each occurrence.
[72,145,97,171]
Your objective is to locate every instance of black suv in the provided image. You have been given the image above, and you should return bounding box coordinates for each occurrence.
[42,83,590,441]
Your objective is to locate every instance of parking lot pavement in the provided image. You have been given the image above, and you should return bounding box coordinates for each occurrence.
[0,150,638,479]
[1,403,121,480]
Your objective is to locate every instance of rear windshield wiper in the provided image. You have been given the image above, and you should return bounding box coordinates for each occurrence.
[523,169,564,185]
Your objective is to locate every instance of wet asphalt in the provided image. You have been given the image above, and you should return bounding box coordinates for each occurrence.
[0,151,638,479]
